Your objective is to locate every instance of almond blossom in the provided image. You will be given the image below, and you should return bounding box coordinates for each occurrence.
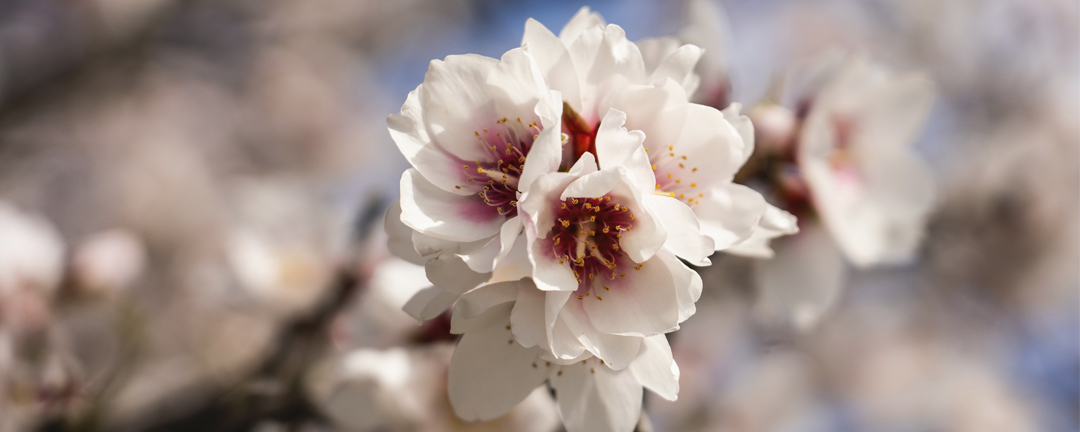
[386,8,775,432]
[389,7,722,316]
[735,52,936,329]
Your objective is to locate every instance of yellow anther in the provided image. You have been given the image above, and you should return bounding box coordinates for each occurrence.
[596,296,603,301]
[455,185,461,189]
[590,216,596,222]
[603,286,610,291]
[691,183,697,187]
[571,198,579,204]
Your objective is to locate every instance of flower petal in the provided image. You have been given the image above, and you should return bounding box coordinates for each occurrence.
[549,361,643,432]
[644,194,714,266]
[645,43,704,96]
[721,102,754,165]
[448,312,548,421]
[562,298,641,370]
[558,7,606,43]
[755,221,847,331]
[387,86,472,196]
[656,247,702,324]
[518,91,565,193]
[425,253,491,296]
[451,279,524,334]
[693,183,767,250]
[486,46,548,124]
[581,252,679,337]
[594,108,654,191]
[523,18,581,110]
[460,216,523,273]
[579,24,646,120]
[402,286,456,322]
[419,54,500,163]
[384,200,429,265]
[400,169,503,242]
[628,335,679,401]
[725,204,799,259]
[509,280,547,348]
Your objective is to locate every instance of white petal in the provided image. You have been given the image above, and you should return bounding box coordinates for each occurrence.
[656,248,702,324]
[721,102,755,165]
[637,37,681,76]
[646,44,704,96]
[563,299,641,370]
[668,103,745,184]
[510,280,547,348]
[594,108,654,190]
[448,313,548,421]
[450,279,524,334]
[486,46,548,124]
[384,201,429,265]
[518,91,565,193]
[419,54,500,163]
[550,361,643,432]
[600,79,689,164]
[461,216,523,273]
[755,221,847,331]
[579,24,646,120]
[400,169,504,242]
[628,335,679,401]
[855,73,935,151]
[725,204,799,259]
[387,86,472,196]
[402,286,457,322]
[559,7,606,43]
[693,183,767,250]
[523,18,581,110]
[425,254,490,296]
[644,194,714,266]
[527,228,579,292]
[581,252,680,338]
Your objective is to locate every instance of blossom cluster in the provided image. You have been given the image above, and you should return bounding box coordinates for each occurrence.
[385,8,785,432]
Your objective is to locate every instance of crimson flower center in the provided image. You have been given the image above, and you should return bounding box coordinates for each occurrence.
[549,195,637,300]
[462,117,542,218]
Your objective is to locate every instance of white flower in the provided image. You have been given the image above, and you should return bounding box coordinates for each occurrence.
[389,47,566,274]
[389,7,715,317]
[751,53,936,328]
[0,201,65,297]
[796,54,936,267]
[513,109,713,358]
[71,229,146,296]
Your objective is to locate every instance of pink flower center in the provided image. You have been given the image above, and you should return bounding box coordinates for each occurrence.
[462,117,542,218]
[548,195,635,300]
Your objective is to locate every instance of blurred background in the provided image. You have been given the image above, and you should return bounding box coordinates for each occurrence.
[0,0,1075,431]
